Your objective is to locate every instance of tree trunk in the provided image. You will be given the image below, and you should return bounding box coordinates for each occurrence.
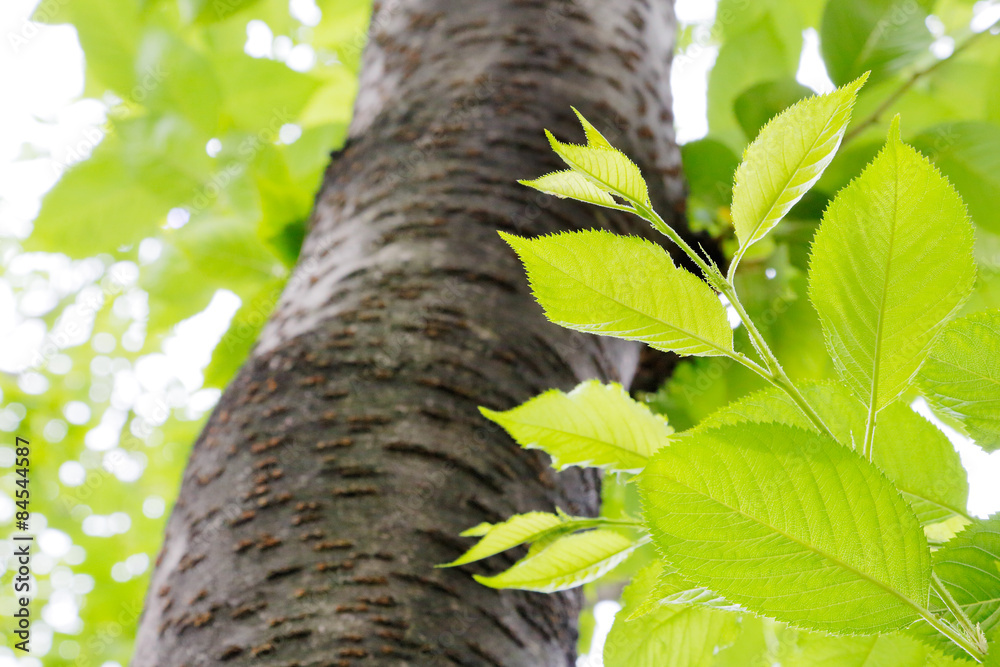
[133,1,684,664]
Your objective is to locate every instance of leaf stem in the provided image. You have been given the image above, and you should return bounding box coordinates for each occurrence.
[932,572,984,649]
[635,205,720,283]
[916,604,986,663]
[723,284,840,444]
[633,206,839,443]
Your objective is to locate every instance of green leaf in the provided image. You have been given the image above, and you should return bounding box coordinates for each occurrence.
[604,561,739,667]
[706,2,805,148]
[784,632,946,666]
[733,78,813,140]
[688,380,865,447]
[442,512,563,567]
[911,122,1000,236]
[480,380,672,473]
[135,30,222,134]
[910,516,1000,660]
[639,422,931,634]
[686,383,969,526]
[500,230,734,356]
[936,516,1000,633]
[473,529,637,593]
[545,125,651,208]
[919,310,1000,452]
[518,171,624,210]
[681,139,740,208]
[730,75,867,271]
[872,402,970,525]
[29,144,173,257]
[570,107,615,149]
[633,566,742,618]
[820,0,933,86]
[711,616,774,667]
[808,117,976,413]
[215,55,321,131]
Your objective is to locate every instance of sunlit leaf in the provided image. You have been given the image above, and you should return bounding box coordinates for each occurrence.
[481,380,672,473]
[500,230,734,356]
[604,561,739,667]
[808,117,976,412]
[919,310,1000,451]
[640,422,931,634]
[473,529,638,593]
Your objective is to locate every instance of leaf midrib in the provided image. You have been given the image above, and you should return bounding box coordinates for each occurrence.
[556,145,649,209]
[740,97,847,249]
[494,538,636,587]
[868,142,902,413]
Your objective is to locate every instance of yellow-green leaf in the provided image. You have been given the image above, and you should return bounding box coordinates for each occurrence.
[500,230,734,356]
[481,380,671,473]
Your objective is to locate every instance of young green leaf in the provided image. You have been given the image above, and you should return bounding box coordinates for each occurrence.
[570,106,614,149]
[473,529,638,593]
[919,311,1000,452]
[441,512,563,567]
[499,230,734,356]
[480,380,671,472]
[545,126,651,208]
[808,117,976,414]
[872,402,970,526]
[603,561,739,667]
[518,170,626,211]
[639,422,931,634]
[520,111,643,210]
[730,74,867,274]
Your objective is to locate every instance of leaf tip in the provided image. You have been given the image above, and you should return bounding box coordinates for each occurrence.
[849,71,871,93]
[460,521,493,537]
[472,573,499,588]
[496,230,524,248]
[544,128,561,150]
[478,405,502,422]
[888,114,902,144]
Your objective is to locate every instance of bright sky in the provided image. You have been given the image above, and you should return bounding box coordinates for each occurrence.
[1,1,999,664]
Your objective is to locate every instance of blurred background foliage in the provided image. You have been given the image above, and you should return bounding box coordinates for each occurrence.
[0,0,999,665]
[0,0,369,663]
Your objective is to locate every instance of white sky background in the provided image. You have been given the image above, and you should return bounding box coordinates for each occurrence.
[0,0,999,664]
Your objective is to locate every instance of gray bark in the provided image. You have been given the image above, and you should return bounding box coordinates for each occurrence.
[133,1,684,664]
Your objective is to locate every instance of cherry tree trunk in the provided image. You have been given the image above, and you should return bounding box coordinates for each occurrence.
[133,1,685,664]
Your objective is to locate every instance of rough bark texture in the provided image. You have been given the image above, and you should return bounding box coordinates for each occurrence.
[133,1,685,665]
